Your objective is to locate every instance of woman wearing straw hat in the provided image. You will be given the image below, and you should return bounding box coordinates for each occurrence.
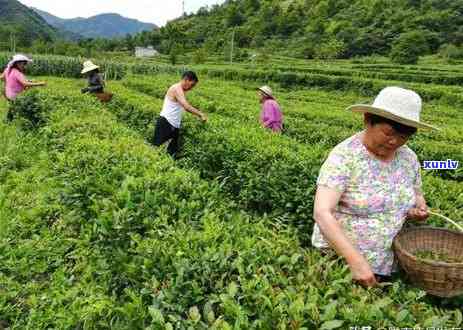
[1,54,46,121]
[81,60,113,103]
[312,87,437,287]
[81,60,105,94]
[257,85,283,133]
[1,54,46,101]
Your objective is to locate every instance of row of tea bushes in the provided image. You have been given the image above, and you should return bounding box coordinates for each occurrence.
[110,77,462,240]
[2,52,463,104]
[0,53,127,80]
[123,75,462,182]
[4,80,462,327]
[253,65,463,86]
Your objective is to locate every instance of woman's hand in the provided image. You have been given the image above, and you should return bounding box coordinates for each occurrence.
[349,256,378,288]
[407,207,429,221]
[407,193,429,222]
[199,112,208,122]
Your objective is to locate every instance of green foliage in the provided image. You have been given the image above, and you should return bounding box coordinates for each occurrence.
[111,73,462,236]
[225,3,245,27]
[127,0,463,59]
[5,0,463,59]
[0,0,57,50]
[0,53,127,79]
[192,48,208,64]
[438,44,463,62]
[0,68,462,328]
[1,54,463,327]
[169,44,181,66]
[9,89,50,128]
[390,31,430,65]
[315,38,346,60]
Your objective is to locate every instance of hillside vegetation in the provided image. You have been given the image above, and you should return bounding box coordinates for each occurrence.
[3,0,463,63]
[0,0,57,47]
[145,0,463,59]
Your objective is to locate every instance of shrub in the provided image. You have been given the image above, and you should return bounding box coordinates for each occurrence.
[9,89,50,129]
[169,46,180,65]
[315,38,346,60]
[390,31,429,65]
[0,53,127,79]
[192,48,208,64]
[2,76,462,328]
[438,44,463,62]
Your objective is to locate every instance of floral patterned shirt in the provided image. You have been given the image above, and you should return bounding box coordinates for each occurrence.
[312,131,422,275]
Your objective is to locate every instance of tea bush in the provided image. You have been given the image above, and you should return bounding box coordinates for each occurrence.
[1,71,462,328]
[122,74,462,182]
[0,53,127,79]
[8,89,52,128]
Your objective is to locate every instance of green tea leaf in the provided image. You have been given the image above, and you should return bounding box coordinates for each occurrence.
[455,309,463,326]
[148,307,164,325]
[321,301,338,321]
[320,320,344,330]
[374,297,392,309]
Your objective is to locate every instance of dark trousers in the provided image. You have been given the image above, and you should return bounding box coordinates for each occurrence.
[5,99,14,122]
[153,116,180,158]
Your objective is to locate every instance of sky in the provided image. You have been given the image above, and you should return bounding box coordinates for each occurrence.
[17,0,226,26]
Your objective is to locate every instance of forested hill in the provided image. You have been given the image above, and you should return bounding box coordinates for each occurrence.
[32,8,158,39]
[149,0,463,59]
[0,0,57,46]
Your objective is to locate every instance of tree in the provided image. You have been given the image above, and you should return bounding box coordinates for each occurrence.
[30,40,50,54]
[390,31,429,64]
[192,48,208,64]
[438,44,463,62]
[122,0,463,61]
[244,0,260,13]
[315,38,346,59]
[169,44,181,65]
[226,3,245,27]
[125,34,135,51]
[150,30,162,48]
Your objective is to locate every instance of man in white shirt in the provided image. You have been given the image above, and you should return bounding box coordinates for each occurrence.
[153,71,207,158]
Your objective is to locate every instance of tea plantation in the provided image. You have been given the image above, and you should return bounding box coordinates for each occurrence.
[0,56,462,329]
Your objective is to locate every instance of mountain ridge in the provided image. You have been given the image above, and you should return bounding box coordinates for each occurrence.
[0,0,58,44]
[32,7,158,39]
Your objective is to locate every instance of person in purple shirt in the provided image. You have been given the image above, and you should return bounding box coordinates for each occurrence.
[257,85,283,133]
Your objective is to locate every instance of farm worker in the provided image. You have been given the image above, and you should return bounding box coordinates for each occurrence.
[81,60,104,93]
[257,85,283,133]
[80,60,113,102]
[153,71,207,158]
[1,54,46,120]
[312,87,437,287]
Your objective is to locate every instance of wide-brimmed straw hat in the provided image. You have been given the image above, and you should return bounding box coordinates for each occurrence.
[347,86,438,130]
[81,60,99,74]
[7,54,33,68]
[257,85,274,99]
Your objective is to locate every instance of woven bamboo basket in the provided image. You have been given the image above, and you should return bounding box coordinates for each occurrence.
[393,213,463,298]
[95,92,113,103]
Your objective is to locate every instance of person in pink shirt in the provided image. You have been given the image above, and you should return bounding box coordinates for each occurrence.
[257,85,283,133]
[1,54,46,121]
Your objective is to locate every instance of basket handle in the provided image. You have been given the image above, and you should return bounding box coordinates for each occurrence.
[428,211,463,233]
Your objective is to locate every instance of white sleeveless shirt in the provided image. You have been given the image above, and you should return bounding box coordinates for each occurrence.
[160,96,184,128]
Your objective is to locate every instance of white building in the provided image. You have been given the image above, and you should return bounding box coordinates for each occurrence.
[135,46,159,58]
